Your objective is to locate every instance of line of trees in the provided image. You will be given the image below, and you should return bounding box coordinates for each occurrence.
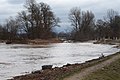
[69,7,95,41]
[0,0,60,40]
[69,8,120,41]
[0,0,120,42]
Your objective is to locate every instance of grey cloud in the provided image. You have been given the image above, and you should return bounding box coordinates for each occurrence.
[7,0,24,4]
[0,0,120,32]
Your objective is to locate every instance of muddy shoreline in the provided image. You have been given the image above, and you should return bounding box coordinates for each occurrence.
[9,52,120,80]
[0,38,63,45]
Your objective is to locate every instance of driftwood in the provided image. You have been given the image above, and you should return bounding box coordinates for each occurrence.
[99,53,105,59]
[6,41,12,44]
[42,65,53,70]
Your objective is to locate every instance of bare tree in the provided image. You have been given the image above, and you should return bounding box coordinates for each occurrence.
[18,11,29,33]
[69,7,81,32]
[69,7,95,41]
[21,0,60,39]
[81,11,95,39]
[18,11,31,38]
[4,17,19,40]
[96,19,112,39]
[0,25,4,39]
[106,9,118,23]
[104,9,120,39]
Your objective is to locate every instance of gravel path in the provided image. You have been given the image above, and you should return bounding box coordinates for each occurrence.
[64,54,120,80]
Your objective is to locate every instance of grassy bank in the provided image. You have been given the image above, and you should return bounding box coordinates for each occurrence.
[82,56,120,80]
[2,38,62,45]
[61,52,120,80]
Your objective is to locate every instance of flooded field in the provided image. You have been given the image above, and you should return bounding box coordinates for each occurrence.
[0,42,119,80]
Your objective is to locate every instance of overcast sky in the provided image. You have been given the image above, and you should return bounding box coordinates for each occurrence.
[0,0,120,32]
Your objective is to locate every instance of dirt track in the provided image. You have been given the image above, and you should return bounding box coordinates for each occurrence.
[64,53,120,80]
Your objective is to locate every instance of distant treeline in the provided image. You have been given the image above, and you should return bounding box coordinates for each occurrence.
[0,0,120,41]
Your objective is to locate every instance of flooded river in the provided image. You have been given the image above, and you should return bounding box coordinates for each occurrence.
[0,42,119,80]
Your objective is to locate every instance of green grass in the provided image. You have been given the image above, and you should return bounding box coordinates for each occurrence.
[82,58,120,80]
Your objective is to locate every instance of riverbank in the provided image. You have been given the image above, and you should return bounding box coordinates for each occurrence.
[9,52,120,80]
[82,55,120,80]
[64,52,120,80]
[94,39,120,45]
[0,38,62,45]
[94,39,120,48]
